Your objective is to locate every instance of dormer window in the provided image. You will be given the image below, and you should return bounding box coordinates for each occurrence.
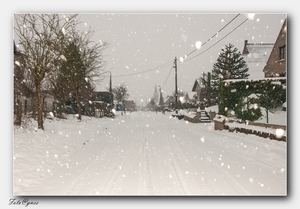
[279,45,286,60]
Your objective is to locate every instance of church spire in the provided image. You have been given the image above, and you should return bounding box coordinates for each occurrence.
[152,84,159,104]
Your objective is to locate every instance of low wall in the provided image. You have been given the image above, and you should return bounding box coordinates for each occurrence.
[224,125,286,142]
[183,112,201,123]
[248,122,286,130]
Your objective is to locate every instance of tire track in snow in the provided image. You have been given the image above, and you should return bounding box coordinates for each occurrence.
[162,118,240,194]
[193,126,285,194]
[98,114,160,194]
[160,121,192,194]
[27,115,138,194]
[170,120,255,194]
[98,116,144,194]
[66,117,138,194]
[162,117,225,194]
[137,128,154,194]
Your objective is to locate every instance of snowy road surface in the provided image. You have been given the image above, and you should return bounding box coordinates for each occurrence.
[14,112,286,195]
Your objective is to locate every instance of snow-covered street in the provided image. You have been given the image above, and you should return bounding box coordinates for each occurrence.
[13,111,286,196]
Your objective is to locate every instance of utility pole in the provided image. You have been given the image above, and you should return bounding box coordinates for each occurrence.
[109,71,112,93]
[109,71,113,110]
[174,57,178,114]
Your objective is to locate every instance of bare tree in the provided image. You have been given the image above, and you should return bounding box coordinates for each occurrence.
[14,45,36,116]
[112,83,129,103]
[14,14,78,129]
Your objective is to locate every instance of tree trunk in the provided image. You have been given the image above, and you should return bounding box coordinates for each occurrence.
[24,98,28,115]
[36,81,44,130]
[43,100,47,119]
[14,100,22,126]
[75,86,82,121]
[207,72,211,107]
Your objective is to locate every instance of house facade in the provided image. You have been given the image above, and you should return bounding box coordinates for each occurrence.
[122,100,137,111]
[92,91,114,117]
[263,19,287,78]
[191,78,208,104]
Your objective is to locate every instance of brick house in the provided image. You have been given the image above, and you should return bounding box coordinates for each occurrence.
[263,19,287,78]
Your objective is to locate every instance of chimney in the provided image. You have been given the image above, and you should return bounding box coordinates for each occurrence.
[242,40,249,55]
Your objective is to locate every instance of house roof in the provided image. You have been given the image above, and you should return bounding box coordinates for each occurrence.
[123,100,135,105]
[164,95,174,104]
[242,40,274,64]
[241,40,274,79]
[192,79,200,92]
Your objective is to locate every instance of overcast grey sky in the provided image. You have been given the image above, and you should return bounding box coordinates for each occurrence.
[75,13,286,105]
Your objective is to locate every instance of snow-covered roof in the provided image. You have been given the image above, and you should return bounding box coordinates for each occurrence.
[192,79,200,92]
[222,77,286,83]
[242,43,274,64]
[242,40,274,79]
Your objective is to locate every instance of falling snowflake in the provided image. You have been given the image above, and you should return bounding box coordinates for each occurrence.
[275,129,285,139]
[62,27,66,35]
[195,41,202,50]
[15,61,21,66]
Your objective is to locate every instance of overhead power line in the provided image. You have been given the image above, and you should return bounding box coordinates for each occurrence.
[111,13,244,79]
[161,63,174,89]
[185,13,241,57]
[111,60,173,78]
[160,14,246,90]
[184,17,249,63]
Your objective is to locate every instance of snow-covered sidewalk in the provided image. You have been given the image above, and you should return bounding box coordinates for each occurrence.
[13,112,286,195]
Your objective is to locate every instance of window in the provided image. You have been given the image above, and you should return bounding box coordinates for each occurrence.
[279,45,286,60]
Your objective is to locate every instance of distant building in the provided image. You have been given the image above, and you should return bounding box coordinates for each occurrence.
[263,19,287,78]
[164,95,175,107]
[93,91,113,105]
[183,92,196,104]
[92,91,113,117]
[192,78,207,104]
[123,100,137,111]
[192,79,201,103]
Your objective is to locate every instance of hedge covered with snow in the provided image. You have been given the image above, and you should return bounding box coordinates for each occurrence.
[218,78,286,121]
